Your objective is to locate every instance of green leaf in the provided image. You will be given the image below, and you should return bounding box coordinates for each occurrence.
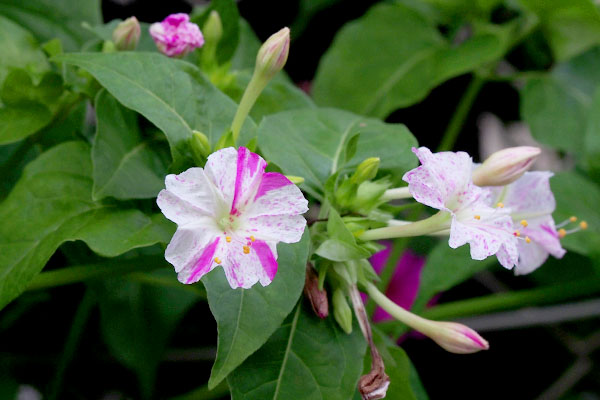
[228,302,367,400]
[204,230,310,389]
[316,209,371,261]
[0,15,49,87]
[585,87,600,180]
[224,71,315,122]
[1,69,63,109]
[520,47,600,154]
[519,0,600,61]
[411,242,495,313]
[92,90,167,200]
[312,3,509,117]
[95,270,201,399]
[230,19,261,71]
[56,52,255,168]
[0,0,101,51]
[192,0,240,64]
[0,141,174,310]
[258,108,417,199]
[551,171,600,258]
[0,104,52,145]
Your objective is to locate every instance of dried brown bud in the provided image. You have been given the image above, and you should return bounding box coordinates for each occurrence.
[358,351,390,400]
[303,263,328,318]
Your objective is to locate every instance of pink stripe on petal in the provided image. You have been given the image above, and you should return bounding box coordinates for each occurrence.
[464,330,487,349]
[254,172,292,200]
[231,147,266,215]
[253,240,278,281]
[185,237,220,284]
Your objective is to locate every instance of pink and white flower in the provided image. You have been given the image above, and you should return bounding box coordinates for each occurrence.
[403,147,518,268]
[149,13,204,57]
[157,147,308,289]
[489,171,566,274]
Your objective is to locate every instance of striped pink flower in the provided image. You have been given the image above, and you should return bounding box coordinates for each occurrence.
[157,147,308,289]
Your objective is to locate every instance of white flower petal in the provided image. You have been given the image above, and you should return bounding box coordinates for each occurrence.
[163,167,221,216]
[498,171,556,218]
[204,147,238,209]
[246,172,309,218]
[165,223,221,277]
[157,189,211,226]
[230,147,267,215]
[222,239,278,289]
[243,214,306,243]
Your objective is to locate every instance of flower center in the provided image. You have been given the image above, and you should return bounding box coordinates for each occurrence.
[218,214,240,232]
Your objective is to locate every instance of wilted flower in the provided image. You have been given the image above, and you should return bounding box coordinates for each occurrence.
[157,147,308,289]
[403,147,518,268]
[149,13,204,57]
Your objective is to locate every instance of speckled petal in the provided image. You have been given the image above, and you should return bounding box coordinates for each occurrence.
[165,223,221,276]
[160,167,221,220]
[402,147,473,211]
[515,216,565,274]
[204,147,238,209]
[243,214,306,243]
[494,171,556,218]
[222,238,279,289]
[230,147,267,215]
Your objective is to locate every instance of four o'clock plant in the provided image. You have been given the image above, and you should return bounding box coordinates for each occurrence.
[1,3,594,399]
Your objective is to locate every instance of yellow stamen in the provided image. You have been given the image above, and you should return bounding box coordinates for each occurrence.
[514,230,521,237]
[214,257,221,264]
[243,245,250,254]
[250,235,255,242]
[474,215,481,220]
[558,228,567,238]
[226,236,231,243]
[569,216,577,222]
[496,202,504,208]
[525,236,531,244]
[520,219,528,227]
[580,221,588,230]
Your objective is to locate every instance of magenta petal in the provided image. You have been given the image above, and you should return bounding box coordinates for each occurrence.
[231,146,267,215]
[183,237,220,284]
[369,241,392,274]
[253,239,278,281]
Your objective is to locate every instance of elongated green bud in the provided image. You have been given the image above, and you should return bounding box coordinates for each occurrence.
[332,288,353,334]
[112,16,141,51]
[203,11,223,46]
[350,157,380,185]
[190,130,211,162]
[256,27,290,81]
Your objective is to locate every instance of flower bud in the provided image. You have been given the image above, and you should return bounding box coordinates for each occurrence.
[285,175,305,184]
[427,321,489,354]
[150,13,204,57]
[203,10,223,47]
[350,157,380,185]
[332,288,353,334]
[190,130,211,162]
[472,146,541,187]
[304,264,328,318]
[112,16,141,51]
[255,27,290,80]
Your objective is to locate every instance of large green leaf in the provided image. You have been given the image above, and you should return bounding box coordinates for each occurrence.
[0,104,52,145]
[228,302,367,400]
[520,47,600,154]
[258,108,417,199]
[204,230,310,389]
[551,171,600,258]
[312,3,509,117]
[0,0,101,51]
[519,0,600,61]
[92,90,167,200]
[56,52,256,167]
[0,142,174,310]
[0,15,48,86]
[96,270,202,399]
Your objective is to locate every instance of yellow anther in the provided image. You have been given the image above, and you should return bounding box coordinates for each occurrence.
[226,236,231,243]
[525,236,531,244]
[214,257,221,264]
[250,235,255,242]
[558,228,567,238]
[474,215,481,220]
[580,221,588,230]
[496,202,504,208]
[569,216,577,222]
[514,230,521,237]
[243,245,250,254]
[520,219,528,227]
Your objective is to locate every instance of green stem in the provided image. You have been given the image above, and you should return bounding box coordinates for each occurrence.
[359,211,450,241]
[437,75,485,152]
[230,72,268,144]
[421,277,600,321]
[366,238,407,316]
[27,257,168,291]
[47,289,95,400]
[381,187,412,201]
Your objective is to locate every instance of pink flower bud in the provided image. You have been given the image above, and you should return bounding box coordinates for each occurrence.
[427,321,489,354]
[303,263,328,318]
[472,146,541,187]
[112,16,140,51]
[255,27,290,80]
[149,13,204,57]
